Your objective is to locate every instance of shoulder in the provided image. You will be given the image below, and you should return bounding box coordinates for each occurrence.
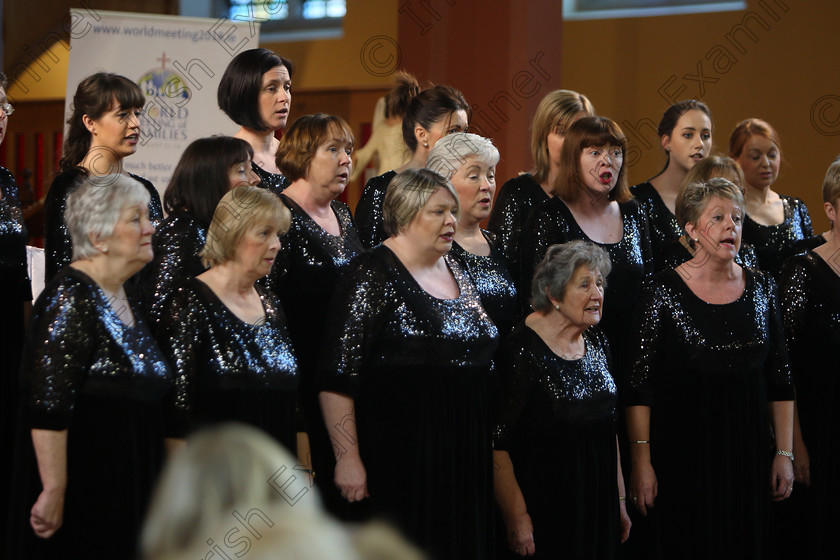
[0,166,16,196]
[33,268,98,319]
[500,173,541,194]
[619,197,644,216]
[331,199,354,220]
[47,169,85,198]
[629,181,655,199]
[364,170,397,191]
[158,212,205,234]
[128,172,155,189]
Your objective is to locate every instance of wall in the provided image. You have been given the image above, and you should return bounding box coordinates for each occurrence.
[563,0,840,231]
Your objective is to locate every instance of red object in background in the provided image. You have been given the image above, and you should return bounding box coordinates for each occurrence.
[16,133,25,178]
[51,131,63,198]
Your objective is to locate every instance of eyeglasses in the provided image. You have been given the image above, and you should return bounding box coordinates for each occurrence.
[0,102,14,116]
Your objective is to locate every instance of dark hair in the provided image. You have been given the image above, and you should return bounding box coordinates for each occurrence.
[164,136,254,226]
[402,84,470,152]
[653,100,713,176]
[385,71,421,119]
[275,114,354,183]
[218,48,294,132]
[555,116,631,203]
[60,73,146,172]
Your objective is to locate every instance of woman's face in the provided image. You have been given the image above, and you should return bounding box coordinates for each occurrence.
[228,157,261,190]
[421,109,468,151]
[0,86,9,146]
[579,145,623,197]
[686,195,743,261]
[105,204,155,269]
[258,64,291,131]
[450,156,496,225]
[736,134,780,190]
[305,132,353,197]
[546,111,586,169]
[402,187,458,256]
[86,99,143,160]
[234,220,283,279]
[663,109,712,173]
[553,265,604,328]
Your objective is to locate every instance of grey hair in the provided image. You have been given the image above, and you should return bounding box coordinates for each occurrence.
[382,168,459,237]
[425,132,500,179]
[822,155,840,205]
[531,241,611,313]
[676,177,745,232]
[65,174,150,261]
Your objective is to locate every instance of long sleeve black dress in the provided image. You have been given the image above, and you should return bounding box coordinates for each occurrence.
[319,245,499,559]
[157,278,299,449]
[7,267,171,560]
[742,195,813,279]
[494,325,621,559]
[625,268,794,559]
[353,170,396,249]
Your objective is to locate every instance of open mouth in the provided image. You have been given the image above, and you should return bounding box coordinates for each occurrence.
[584,303,601,313]
[337,172,348,181]
[126,134,139,143]
[440,231,454,242]
[690,153,704,160]
[478,196,491,206]
[719,237,735,247]
[598,171,613,185]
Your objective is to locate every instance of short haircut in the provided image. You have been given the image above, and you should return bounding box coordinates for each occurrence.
[676,177,746,232]
[402,84,471,152]
[425,132,499,179]
[555,116,631,203]
[382,168,459,237]
[164,136,254,226]
[65,174,151,261]
[531,240,611,313]
[200,186,291,268]
[682,153,745,190]
[275,114,354,183]
[530,90,595,185]
[823,155,840,205]
[728,118,781,159]
[218,48,294,132]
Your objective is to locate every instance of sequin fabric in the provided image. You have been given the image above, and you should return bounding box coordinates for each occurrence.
[743,195,813,279]
[0,167,30,301]
[354,169,396,249]
[156,278,299,442]
[450,230,520,336]
[141,211,207,326]
[494,326,616,446]
[44,170,163,282]
[631,181,682,263]
[23,267,172,429]
[487,173,550,280]
[252,161,289,196]
[654,239,759,274]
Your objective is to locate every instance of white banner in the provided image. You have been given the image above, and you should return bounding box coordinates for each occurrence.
[65,9,261,192]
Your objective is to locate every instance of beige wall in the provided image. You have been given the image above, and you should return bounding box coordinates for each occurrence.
[563,0,839,232]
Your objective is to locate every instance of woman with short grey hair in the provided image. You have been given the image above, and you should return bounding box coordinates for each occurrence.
[427,133,519,335]
[493,240,630,558]
[318,167,498,559]
[8,174,172,559]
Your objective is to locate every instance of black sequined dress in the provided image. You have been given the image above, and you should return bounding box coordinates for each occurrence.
[630,182,681,266]
[354,170,396,249]
[494,325,620,559]
[141,211,208,327]
[44,169,163,282]
[7,267,171,560]
[157,278,299,448]
[626,268,794,559]
[252,161,289,196]
[0,167,31,536]
[743,195,813,279]
[654,238,759,274]
[520,197,652,390]
[318,245,499,559]
[487,173,550,281]
[777,252,840,557]
[450,230,520,336]
[271,194,364,514]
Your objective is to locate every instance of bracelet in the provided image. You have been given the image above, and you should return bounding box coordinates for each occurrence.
[776,450,794,462]
[619,496,626,502]
[630,440,650,444]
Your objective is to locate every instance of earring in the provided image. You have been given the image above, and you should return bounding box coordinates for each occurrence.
[554,304,560,311]
[423,142,429,148]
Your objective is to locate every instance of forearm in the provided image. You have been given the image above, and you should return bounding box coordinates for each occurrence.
[493,450,528,522]
[319,391,361,460]
[615,437,627,498]
[625,405,652,466]
[32,429,68,493]
[770,400,794,453]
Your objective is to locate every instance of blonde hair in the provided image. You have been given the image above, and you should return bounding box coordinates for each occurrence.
[822,155,840,205]
[382,168,459,237]
[530,90,595,185]
[200,186,290,267]
[676,177,745,231]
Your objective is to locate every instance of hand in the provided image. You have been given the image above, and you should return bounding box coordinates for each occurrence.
[792,442,811,487]
[619,500,632,543]
[771,454,795,501]
[334,454,369,503]
[629,462,657,516]
[505,513,535,556]
[30,488,64,539]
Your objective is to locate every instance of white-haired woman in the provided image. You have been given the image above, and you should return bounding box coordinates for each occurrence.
[318,168,498,559]
[7,175,172,559]
[626,178,794,559]
[427,132,519,335]
[156,186,299,450]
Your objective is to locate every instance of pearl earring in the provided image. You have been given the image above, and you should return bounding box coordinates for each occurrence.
[554,304,560,311]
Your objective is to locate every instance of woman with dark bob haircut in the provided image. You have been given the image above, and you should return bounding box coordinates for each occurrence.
[354,74,470,249]
[271,113,364,518]
[218,48,294,195]
[44,72,163,281]
[494,240,631,558]
[141,136,260,325]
